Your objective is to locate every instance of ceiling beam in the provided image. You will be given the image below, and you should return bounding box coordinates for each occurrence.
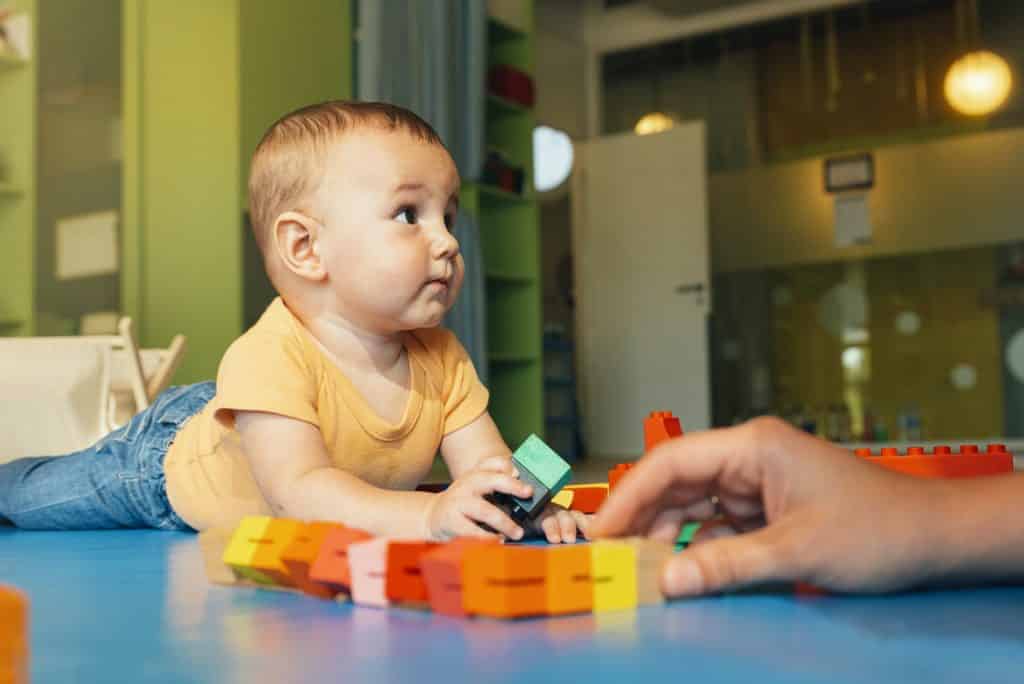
[585,0,863,54]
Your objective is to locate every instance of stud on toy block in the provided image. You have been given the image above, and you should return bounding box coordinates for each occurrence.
[420,538,500,617]
[0,585,28,684]
[308,526,374,594]
[462,546,549,619]
[590,541,638,612]
[546,545,593,615]
[222,516,304,587]
[853,444,1014,479]
[643,411,683,453]
[487,434,571,526]
[281,522,346,599]
[347,538,393,607]
[385,541,443,605]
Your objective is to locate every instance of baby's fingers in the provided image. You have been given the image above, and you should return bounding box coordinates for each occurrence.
[465,497,525,540]
[470,471,532,500]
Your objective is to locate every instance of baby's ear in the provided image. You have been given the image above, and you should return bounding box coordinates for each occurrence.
[273,211,326,282]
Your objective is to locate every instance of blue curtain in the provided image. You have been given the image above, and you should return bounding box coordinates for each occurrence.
[357,0,488,381]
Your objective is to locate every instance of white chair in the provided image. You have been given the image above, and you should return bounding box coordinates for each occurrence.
[0,318,186,464]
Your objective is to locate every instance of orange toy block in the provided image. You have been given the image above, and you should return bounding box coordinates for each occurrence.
[280,522,346,599]
[567,485,608,514]
[385,541,443,605]
[308,526,374,594]
[462,546,549,619]
[420,538,499,617]
[643,411,683,453]
[608,462,634,491]
[0,585,28,684]
[854,444,1014,479]
[546,545,593,615]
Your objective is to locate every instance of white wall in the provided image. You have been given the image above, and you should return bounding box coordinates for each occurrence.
[711,127,1024,273]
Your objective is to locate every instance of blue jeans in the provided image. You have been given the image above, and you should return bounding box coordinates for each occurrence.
[0,381,215,531]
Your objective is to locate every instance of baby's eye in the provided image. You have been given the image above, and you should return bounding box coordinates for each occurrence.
[395,206,418,224]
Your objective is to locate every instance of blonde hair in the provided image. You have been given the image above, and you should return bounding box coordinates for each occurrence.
[247,100,444,255]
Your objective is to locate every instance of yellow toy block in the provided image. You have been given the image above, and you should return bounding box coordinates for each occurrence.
[590,541,637,612]
[551,490,574,508]
[222,516,303,586]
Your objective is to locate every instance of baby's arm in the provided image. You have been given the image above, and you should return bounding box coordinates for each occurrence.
[236,410,529,540]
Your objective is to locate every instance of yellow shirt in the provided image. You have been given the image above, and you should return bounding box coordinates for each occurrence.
[163,298,489,531]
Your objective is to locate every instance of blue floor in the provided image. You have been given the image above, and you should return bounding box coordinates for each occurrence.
[1,528,1023,683]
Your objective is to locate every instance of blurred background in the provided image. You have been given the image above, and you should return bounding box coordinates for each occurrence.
[2,0,1023,462]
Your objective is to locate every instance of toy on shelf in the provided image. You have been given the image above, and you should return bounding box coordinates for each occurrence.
[0,585,28,684]
[853,443,1014,478]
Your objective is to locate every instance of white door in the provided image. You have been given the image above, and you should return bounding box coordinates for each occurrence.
[571,122,711,459]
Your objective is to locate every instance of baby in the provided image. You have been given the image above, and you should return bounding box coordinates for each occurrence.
[0,101,588,544]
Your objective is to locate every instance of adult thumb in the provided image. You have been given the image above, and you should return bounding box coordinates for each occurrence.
[661,526,791,597]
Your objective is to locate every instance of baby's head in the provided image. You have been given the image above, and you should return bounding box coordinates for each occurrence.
[249,101,463,334]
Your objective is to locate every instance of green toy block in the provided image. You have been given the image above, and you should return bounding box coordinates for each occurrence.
[488,434,572,526]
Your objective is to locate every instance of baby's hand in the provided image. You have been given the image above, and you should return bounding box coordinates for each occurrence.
[424,456,532,541]
[531,504,591,544]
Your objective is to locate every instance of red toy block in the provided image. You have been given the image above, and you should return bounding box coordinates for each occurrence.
[385,541,442,605]
[568,486,608,514]
[280,522,345,599]
[420,538,499,617]
[308,526,374,594]
[643,411,684,453]
[855,444,1014,479]
[608,462,634,491]
[487,64,535,107]
[462,546,548,619]
[546,545,593,615]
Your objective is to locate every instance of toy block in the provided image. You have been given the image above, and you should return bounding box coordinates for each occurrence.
[620,538,673,605]
[853,444,1014,479]
[462,545,549,619]
[546,545,593,615]
[488,434,572,526]
[551,489,574,509]
[280,522,346,599]
[308,526,374,594]
[567,485,608,514]
[676,522,701,550]
[347,538,392,607]
[222,516,304,586]
[608,462,634,491]
[643,411,683,453]
[0,585,28,683]
[590,541,638,612]
[420,538,500,617]
[385,541,443,605]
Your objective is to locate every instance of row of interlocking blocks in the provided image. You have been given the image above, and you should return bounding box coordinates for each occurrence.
[853,443,1014,478]
[207,515,673,619]
[0,585,28,684]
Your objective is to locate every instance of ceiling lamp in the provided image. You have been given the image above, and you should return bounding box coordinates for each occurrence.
[944,50,1013,116]
[945,0,1013,117]
[634,111,676,136]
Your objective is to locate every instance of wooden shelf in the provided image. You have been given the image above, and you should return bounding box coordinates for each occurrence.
[486,93,532,117]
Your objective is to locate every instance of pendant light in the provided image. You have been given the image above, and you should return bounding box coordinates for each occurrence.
[635,45,677,135]
[944,0,1013,117]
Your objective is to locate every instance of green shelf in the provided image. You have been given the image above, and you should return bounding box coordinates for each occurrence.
[487,93,532,117]
[488,352,539,364]
[0,53,27,71]
[479,183,531,205]
[488,16,527,44]
[486,269,535,284]
[0,183,23,196]
[0,319,24,333]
